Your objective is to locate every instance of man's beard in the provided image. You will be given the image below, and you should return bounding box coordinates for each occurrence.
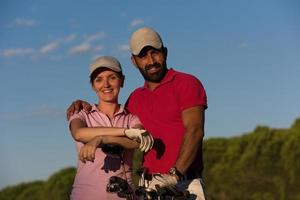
[138,62,168,83]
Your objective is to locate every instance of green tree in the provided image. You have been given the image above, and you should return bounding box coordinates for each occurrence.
[0,181,45,200]
[2,118,300,200]
[44,167,76,200]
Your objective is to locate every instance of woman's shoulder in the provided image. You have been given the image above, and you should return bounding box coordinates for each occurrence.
[120,106,142,126]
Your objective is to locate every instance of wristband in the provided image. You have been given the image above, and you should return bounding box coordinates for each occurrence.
[169,167,184,181]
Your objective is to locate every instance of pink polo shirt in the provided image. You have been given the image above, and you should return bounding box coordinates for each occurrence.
[69,104,141,200]
[126,69,207,174]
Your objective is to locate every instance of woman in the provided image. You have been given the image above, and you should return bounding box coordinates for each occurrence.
[69,56,153,199]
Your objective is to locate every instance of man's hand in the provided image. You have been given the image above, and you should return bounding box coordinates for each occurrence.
[147,173,178,191]
[66,100,92,120]
[124,128,154,152]
[79,136,102,163]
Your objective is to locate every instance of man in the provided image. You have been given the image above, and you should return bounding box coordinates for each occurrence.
[67,27,207,199]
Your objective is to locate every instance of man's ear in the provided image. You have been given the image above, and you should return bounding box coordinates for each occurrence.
[163,47,168,59]
[131,55,138,68]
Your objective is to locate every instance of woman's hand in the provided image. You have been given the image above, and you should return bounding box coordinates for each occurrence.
[79,136,102,163]
[124,128,154,152]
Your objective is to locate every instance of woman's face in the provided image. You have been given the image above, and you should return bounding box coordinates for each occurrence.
[92,70,123,103]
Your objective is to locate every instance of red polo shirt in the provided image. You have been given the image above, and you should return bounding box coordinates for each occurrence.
[126,69,207,174]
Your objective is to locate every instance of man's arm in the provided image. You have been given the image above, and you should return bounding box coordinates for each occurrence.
[174,106,205,175]
[146,106,205,191]
[66,100,92,120]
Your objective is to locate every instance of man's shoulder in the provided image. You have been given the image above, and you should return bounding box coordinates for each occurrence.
[126,87,145,112]
[171,69,200,83]
[127,86,144,104]
[129,86,146,98]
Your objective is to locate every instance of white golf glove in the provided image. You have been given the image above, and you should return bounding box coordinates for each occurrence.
[147,173,178,191]
[124,128,154,152]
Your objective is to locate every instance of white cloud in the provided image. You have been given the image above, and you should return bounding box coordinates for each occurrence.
[1,48,33,57]
[68,18,80,28]
[1,32,103,59]
[130,19,144,27]
[120,12,127,17]
[94,45,104,52]
[64,34,76,43]
[91,54,104,62]
[238,42,249,49]
[84,32,106,43]
[40,41,59,54]
[118,44,129,52]
[38,34,76,55]
[69,43,92,55]
[0,105,64,120]
[32,105,64,118]
[13,18,37,28]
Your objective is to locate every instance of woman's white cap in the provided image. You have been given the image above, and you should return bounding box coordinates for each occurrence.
[89,56,122,76]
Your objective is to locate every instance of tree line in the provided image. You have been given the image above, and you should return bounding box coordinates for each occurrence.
[1,118,299,200]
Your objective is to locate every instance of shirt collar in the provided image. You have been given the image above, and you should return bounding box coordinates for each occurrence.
[90,104,127,116]
[142,68,176,90]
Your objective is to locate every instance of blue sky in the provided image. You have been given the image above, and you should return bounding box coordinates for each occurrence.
[1,0,300,189]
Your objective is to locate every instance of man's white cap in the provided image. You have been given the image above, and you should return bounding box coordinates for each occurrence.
[130,27,163,55]
[89,56,122,76]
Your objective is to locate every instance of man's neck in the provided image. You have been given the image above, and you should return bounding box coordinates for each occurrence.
[145,81,160,91]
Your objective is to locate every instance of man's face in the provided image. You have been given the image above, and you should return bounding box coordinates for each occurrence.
[131,47,167,83]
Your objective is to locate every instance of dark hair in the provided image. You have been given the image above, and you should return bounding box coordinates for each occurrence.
[90,67,124,84]
[136,45,167,57]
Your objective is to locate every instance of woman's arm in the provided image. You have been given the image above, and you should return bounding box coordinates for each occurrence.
[71,118,153,163]
[102,135,140,149]
[70,118,127,143]
[70,119,153,151]
[79,135,140,163]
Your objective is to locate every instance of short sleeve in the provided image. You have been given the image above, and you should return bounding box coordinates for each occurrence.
[128,113,142,128]
[68,111,87,128]
[176,75,207,112]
